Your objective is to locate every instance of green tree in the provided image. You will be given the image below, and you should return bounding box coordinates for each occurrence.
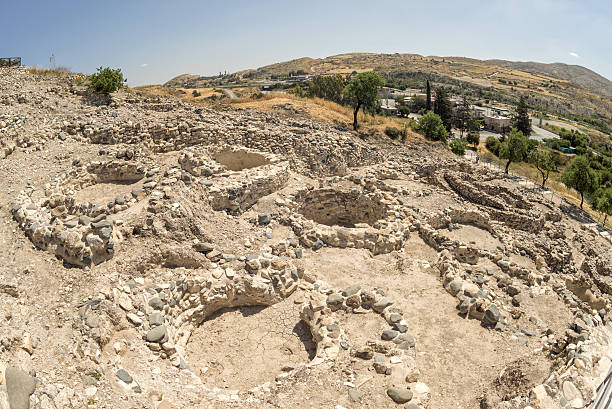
[450,139,467,156]
[425,80,432,111]
[416,111,448,143]
[89,66,125,94]
[485,136,501,155]
[466,132,480,149]
[343,72,385,131]
[455,95,472,137]
[593,188,612,224]
[499,129,528,174]
[307,74,346,103]
[513,96,532,136]
[434,87,453,132]
[562,155,599,209]
[528,148,558,187]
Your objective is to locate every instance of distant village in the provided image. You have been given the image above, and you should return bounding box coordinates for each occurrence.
[376,86,512,133]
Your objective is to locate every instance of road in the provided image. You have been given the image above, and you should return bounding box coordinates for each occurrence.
[219,88,237,99]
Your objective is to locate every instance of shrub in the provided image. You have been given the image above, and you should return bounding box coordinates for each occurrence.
[88,67,125,94]
[485,136,501,155]
[450,139,467,156]
[192,90,201,97]
[384,126,400,140]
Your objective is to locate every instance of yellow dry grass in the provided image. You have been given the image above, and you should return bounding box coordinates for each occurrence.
[28,67,76,77]
[228,93,420,140]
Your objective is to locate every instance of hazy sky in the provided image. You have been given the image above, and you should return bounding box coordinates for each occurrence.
[1,0,611,86]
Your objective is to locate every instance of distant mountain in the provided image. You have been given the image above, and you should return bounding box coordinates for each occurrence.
[487,60,612,98]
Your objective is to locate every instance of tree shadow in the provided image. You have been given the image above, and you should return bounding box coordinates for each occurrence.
[81,90,112,106]
[559,202,594,224]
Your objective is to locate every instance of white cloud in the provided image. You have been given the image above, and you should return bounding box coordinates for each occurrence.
[140,63,148,68]
[569,52,579,58]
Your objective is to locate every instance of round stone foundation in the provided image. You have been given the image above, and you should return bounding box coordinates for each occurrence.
[214,150,271,171]
[297,189,388,228]
[185,299,316,389]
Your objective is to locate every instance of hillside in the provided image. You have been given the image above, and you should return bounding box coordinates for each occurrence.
[488,59,612,98]
[167,53,612,122]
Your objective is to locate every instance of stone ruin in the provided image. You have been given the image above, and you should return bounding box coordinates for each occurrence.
[2,67,612,409]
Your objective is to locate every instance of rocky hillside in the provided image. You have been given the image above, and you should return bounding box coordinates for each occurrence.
[1,66,612,409]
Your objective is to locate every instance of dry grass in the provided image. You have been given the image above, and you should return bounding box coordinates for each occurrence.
[228,92,420,139]
[28,66,75,77]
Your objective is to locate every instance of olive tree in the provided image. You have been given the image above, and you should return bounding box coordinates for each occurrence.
[499,129,528,174]
[528,148,558,187]
[343,72,385,131]
[562,155,599,209]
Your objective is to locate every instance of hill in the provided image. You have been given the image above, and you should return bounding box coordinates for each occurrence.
[488,59,612,98]
[166,53,612,122]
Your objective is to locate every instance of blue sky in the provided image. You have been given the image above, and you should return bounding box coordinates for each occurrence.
[1,0,611,86]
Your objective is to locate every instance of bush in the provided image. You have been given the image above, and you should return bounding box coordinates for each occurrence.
[485,136,501,155]
[192,90,201,97]
[450,139,467,156]
[384,126,400,140]
[88,67,125,94]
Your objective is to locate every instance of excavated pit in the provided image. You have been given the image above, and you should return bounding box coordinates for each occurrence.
[185,298,316,390]
[214,150,271,171]
[297,189,388,228]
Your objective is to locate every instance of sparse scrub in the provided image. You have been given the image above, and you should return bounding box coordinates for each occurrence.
[384,126,400,140]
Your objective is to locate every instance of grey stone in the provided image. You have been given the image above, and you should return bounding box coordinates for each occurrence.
[313,239,324,250]
[148,297,164,310]
[342,285,361,297]
[387,387,413,404]
[326,294,344,307]
[393,333,415,347]
[115,369,133,384]
[348,389,362,402]
[85,314,100,328]
[449,278,463,295]
[5,367,36,409]
[145,325,167,343]
[149,312,164,326]
[484,304,500,325]
[258,214,271,225]
[373,297,394,312]
[381,329,399,341]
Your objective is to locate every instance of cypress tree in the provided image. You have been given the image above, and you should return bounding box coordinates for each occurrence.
[434,87,453,132]
[513,96,532,136]
[425,80,432,111]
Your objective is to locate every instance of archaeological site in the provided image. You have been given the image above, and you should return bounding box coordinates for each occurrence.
[1,64,612,409]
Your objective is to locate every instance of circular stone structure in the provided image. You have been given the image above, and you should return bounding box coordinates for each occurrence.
[10,159,157,266]
[281,185,411,255]
[77,253,430,407]
[214,149,271,171]
[179,146,289,214]
[297,188,387,228]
